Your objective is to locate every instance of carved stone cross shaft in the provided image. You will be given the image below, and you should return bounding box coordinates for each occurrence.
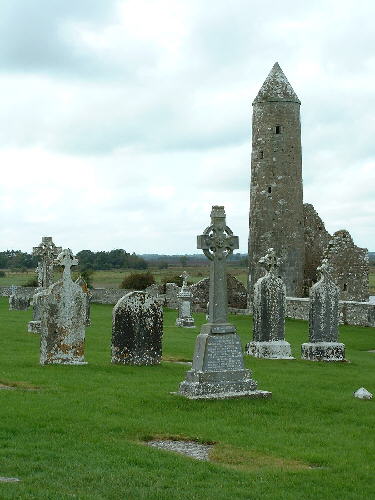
[33,237,62,288]
[197,206,239,326]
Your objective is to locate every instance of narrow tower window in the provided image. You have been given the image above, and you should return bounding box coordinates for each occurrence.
[275,125,281,134]
[343,283,348,292]
[268,186,272,193]
[259,151,264,159]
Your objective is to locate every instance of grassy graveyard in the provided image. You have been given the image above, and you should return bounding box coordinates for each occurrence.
[0,298,375,499]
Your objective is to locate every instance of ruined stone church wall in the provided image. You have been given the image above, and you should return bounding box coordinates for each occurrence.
[324,230,369,302]
[303,203,331,295]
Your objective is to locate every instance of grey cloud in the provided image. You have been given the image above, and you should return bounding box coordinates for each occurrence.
[0,0,154,78]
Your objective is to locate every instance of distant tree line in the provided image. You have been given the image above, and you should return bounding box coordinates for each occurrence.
[76,249,148,270]
[0,250,37,270]
[0,249,148,271]
[141,253,248,267]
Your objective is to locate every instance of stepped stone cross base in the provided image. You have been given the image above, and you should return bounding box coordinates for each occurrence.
[176,317,195,328]
[301,342,345,362]
[246,340,294,359]
[178,324,271,400]
[27,321,41,334]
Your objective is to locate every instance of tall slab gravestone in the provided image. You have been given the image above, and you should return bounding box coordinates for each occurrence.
[246,248,293,359]
[178,206,271,399]
[176,271,195,328]
[111,291,163,365]
[301,260,345,361]
[28,236,61,334]
[75,276,92,327]
[40,249,87,365]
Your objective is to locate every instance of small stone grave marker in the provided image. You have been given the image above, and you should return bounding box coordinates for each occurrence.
[354,387,372,400]
[146,440,213,461]
[176,271,195,328]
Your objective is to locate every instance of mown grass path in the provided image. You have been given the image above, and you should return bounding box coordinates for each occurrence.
[0,297,374,499]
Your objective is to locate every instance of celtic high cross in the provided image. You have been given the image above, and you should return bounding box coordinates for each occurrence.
[197,206,239,328]
[33,237,62,288]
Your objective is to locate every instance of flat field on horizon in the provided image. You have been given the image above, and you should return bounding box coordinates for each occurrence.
[0,298,374,499]
[1,265,375,295]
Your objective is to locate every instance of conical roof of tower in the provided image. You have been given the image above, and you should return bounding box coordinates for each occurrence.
[253,62,300,104]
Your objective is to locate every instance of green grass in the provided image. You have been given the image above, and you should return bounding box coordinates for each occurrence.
[0,298,375,499]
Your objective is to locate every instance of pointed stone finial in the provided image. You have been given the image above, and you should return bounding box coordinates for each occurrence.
[253,62,300,104]
[259,248,281,274]
[180,271,189,288]
[317,258,332,280]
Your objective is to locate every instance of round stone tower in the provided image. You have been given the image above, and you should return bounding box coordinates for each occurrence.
[248,62,305,300]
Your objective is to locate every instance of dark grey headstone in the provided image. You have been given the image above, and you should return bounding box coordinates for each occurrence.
[302,260,345,361]
[246,248,293,359]
[111,291,163,365]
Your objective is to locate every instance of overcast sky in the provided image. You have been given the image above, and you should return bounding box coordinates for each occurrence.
[0,0,374,255]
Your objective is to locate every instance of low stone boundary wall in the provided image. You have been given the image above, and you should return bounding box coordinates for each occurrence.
[1,286,374,327]
[0,286,133,305]
[91,288,132,304]
[285,297,375,327]
[0,286,36,298]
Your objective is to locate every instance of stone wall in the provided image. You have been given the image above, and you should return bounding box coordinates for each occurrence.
[286,296,375,327]
[190,274,248,311]
[91,288,131,304]
[0,286,131,305]
[0,286,36,298]
[1,285,373,327]
[303,203,331,295]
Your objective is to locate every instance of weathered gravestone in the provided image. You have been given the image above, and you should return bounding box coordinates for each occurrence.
[111,291,163,365]
[164,282,180,308]
[301,259,345,361]
[246,248,293,359]
[28,237,61,334]
[176,271,195,328]
[75,276,92,327]
[178,206,271,399]
[40,249,87,365]
[9,285,30,311]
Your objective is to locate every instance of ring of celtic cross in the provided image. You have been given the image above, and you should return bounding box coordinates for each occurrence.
[202,225,235,260]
